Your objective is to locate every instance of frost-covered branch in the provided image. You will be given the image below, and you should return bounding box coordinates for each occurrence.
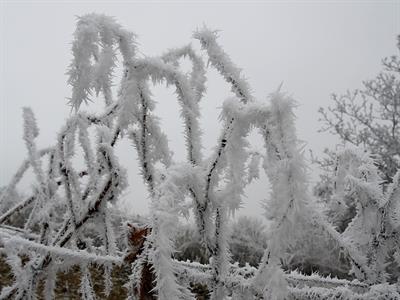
[2,14,396,300]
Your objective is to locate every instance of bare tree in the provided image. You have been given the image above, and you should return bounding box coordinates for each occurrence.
[319,35,400,184]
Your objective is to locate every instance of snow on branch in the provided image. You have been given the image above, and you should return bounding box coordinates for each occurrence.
[329,146,400,283]
[147,163,199,299]
[68,14,136,111]
[0,231,122,266]
[161,44,207,104]
[193,27,252,103]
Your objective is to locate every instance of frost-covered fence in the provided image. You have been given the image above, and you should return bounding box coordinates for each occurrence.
[0,14,399,300]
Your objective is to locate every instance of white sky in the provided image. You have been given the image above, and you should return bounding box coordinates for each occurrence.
[1,1,399,218]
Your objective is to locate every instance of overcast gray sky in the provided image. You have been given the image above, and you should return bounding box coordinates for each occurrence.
[1,1,399,217]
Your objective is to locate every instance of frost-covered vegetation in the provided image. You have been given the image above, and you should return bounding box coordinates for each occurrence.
[0,14,399,300]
